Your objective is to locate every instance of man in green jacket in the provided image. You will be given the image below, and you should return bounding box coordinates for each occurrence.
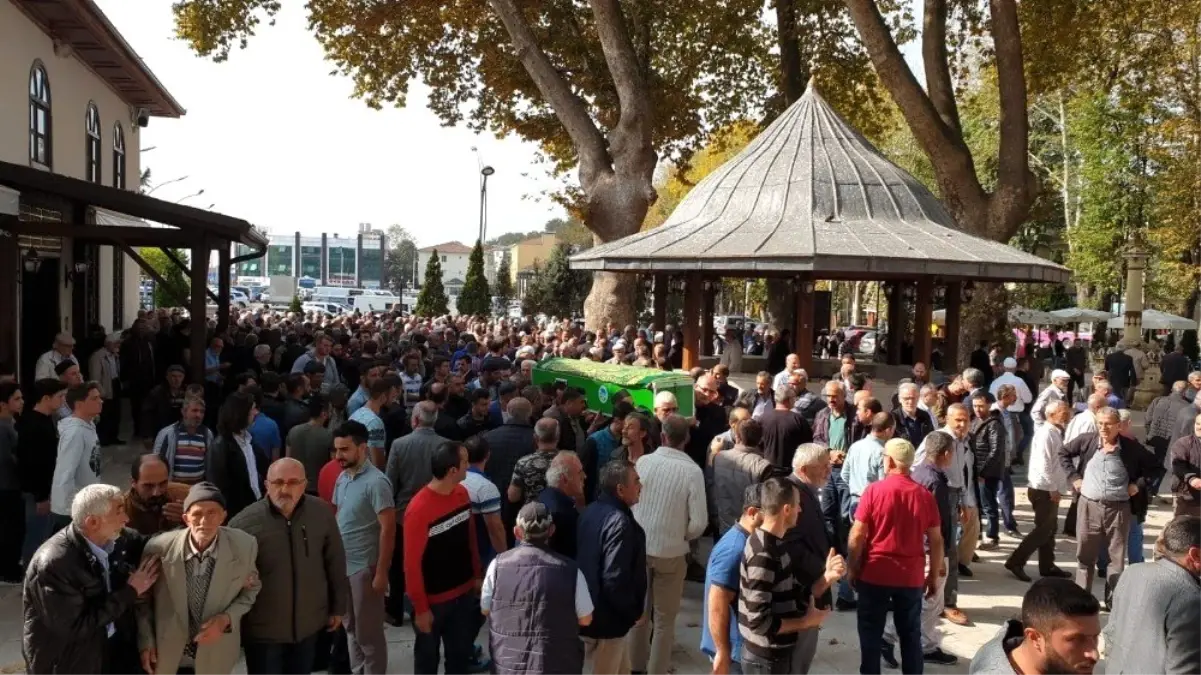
[229,458,348,674]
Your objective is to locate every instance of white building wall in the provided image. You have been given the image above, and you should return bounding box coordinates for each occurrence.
[417,250,470,286]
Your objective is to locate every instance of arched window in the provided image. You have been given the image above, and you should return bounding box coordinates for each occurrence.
[29,62,52,167]
[85,103,101,183]
[112,123,126,190]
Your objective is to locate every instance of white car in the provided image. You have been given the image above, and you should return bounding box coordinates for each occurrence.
[301,301,345,315]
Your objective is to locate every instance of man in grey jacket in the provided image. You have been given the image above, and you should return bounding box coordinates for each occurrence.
[49,383,104,532]
[383,401,451,623]
[1102,515,1200,675]
[969,577,1099,674]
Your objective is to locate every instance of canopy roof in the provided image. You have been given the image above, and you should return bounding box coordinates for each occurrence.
[1106,309,1197,331]
[1050,307,1116,323]
[934,306,1065,326]
[572,84,1070,284]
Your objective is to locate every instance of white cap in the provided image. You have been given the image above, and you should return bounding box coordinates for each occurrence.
[613,339,627,350]
[1003,357,1017,369]
[1051,369,1071,381]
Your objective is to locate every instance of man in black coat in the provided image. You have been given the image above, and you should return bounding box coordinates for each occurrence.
[483,397,537,541]
[576,460,647,672]
[969,341,992,388]
[1160,344,1191,396]
[1104,349,1138,402]
[23,484,160,674]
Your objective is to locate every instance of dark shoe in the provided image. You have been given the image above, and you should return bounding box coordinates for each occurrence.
[1005,526,1022,537]
[958,564,974,577]
[980,538,1000,551]
[835,597,858,611]
[1005,563,1032,582]
[924,648,959,665]
[1103,581,1113,611]
[942,607,970,626]
[384,612,404,627]
[1040,567,1072,579]
[881,641,899,669]
[971,553,981,563]
[1011,457,1024,466]
[685,561,706,583]
[468,653,491,673]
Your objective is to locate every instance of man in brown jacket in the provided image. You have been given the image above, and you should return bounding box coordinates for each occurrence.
[229,458,348,674]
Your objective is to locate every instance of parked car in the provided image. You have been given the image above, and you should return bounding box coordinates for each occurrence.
[301,301,346,315]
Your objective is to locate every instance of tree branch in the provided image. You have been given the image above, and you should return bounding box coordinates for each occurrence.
[922,0,961,132]
[988,0,1036,237]
[776,0,805,105]
[488,0,611,186]
[589,0,657,195]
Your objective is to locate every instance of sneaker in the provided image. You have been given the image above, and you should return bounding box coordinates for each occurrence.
[1005,526,1022,537]
[468,645,491,673]
[1004,563,1032,583]
[881,641,899,669]
[923,648,959,665]
[957,564,974,578]
[941,607,970,626]
[980,539,1000,551]
[835,597,858,611]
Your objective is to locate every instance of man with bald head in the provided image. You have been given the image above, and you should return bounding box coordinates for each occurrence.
[230,458,348,674]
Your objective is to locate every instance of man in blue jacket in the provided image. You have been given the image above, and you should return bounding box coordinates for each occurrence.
[577,459,647,674]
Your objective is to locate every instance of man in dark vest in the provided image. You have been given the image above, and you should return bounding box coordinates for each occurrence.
[481,501,592,674]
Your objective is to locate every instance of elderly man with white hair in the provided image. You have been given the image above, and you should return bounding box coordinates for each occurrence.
[1031,369,1071,427]
[35,332,79,381]
[23,483,161,674]
[89,332,124,446]
[537,451,585,559]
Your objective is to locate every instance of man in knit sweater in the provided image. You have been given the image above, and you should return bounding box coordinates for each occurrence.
[629,414,708,674]
[403,440,483,674]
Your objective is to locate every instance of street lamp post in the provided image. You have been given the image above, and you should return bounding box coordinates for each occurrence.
[479,165,495,243]
[146,175,188,195]
[175,189,205,204]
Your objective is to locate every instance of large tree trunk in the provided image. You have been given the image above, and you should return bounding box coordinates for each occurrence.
[581,171,656,329]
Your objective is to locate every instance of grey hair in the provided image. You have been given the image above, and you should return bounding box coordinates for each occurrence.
[962,368,985,387]
[824,380,844,394]
[1161,515,1200,556]
[792,443,828,471]
[1096,406,1120,423]
[662,414,691,447]
[599,459,634,496]
[919,384,938,397]
[1190,371,1201,381]
[534,417,560,443]
[521,359,537,371]
[774,384,796,404]
[898,382,919,397]
[71,483,124,524]
[254,344,271,358]
[1044,399,1068,417]
[1118,408,1132,423]
[1172,380,1189,393]
[506,397,532,424]
[1094,381,1113,396]
[412,401,438,428]
[546,451,579,488]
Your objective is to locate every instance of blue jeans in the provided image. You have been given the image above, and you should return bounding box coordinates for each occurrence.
[21,493,53,565]
[856,581,924,675]
[999,470,1017,531]
[244,633,319,674]
[981,478,1002,540]
[414,593,478,674]
[1017,411,1034,463]
[1098,520,1144,579]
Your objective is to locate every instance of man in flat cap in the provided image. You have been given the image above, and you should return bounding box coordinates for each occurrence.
[137,482,261,674]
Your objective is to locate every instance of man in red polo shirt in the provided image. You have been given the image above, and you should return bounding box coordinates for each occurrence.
[848,438,943,675]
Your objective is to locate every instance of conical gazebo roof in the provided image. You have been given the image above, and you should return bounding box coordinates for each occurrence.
[571,84,1070,284]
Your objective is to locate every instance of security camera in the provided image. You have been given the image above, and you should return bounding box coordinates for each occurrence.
[136,108,150,128]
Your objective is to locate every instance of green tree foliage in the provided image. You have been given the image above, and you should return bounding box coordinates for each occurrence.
[382,224,418,295]
[139,248,189,308]
[494,257,514,310]
[521,244,591,319]
[414,250,449,316]
[289,294,303,313]
[487,231,537,247]
[457,240,492,317]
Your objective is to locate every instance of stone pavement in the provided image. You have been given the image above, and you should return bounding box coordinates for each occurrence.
[0,379,1173,673]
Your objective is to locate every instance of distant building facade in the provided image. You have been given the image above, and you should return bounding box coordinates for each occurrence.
[509,233,559,283]
[234,223,386,287]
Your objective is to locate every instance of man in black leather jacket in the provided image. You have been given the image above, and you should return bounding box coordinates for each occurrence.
[969,392,1008,550]
[23,483,160,674]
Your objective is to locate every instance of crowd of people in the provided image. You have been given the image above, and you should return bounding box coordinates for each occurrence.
[3,306,1200,675]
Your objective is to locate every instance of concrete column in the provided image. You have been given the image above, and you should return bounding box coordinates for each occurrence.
[320,233,328,285]
[683,272,702,370]
[914,279,933,369]
[356,233,364,287]
[1120,240,1148,347]
[293,232,301,278]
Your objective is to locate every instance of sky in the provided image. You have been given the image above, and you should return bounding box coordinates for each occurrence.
[93,2,923,249]
[94,0,567,247]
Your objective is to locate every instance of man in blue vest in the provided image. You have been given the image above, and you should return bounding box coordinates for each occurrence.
[481,501,593,674]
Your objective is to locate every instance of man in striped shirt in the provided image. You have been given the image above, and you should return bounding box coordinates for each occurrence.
[152,396,212,485]
[738,477,836,673]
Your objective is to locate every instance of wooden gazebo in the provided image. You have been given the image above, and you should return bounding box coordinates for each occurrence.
[571,84,1070,372]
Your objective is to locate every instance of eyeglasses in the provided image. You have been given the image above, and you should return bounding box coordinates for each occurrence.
[268,479,306,489]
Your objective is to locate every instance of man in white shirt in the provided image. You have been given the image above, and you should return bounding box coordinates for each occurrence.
[771,353,801,390]
[35,332,78,382]
[990,358,1033,413]
[1031,370,1071,427]
[629,414,707,675]
[1005,400,1073,582]
[915,403,974,626]
[1065,394,1106,444]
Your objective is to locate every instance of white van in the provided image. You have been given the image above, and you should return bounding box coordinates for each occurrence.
[352,292,400,313]
[301,301,347,315]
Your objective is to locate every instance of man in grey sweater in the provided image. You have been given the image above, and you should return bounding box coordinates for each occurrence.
[49,382,103,532]
[969,577,1099,674]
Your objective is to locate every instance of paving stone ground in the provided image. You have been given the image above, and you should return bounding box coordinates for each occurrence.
[0,378,1170,673]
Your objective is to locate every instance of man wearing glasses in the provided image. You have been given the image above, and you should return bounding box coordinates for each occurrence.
[230,458,348,674]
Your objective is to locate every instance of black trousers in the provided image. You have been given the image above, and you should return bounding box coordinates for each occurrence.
[98,397,121,444]
[1008,488,1060,573]
[386,522,407,619]
[0,490,25,578]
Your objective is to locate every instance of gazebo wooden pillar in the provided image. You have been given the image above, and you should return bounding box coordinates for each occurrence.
[886,283,904,365]
[682,272,702,369]
[944,281,962,371]
[189,237,210,383]
[914,279,933,368]
[216,245,231,335]
[653,273,668,332]
[794,279,815,371]
[701,281,716,358]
